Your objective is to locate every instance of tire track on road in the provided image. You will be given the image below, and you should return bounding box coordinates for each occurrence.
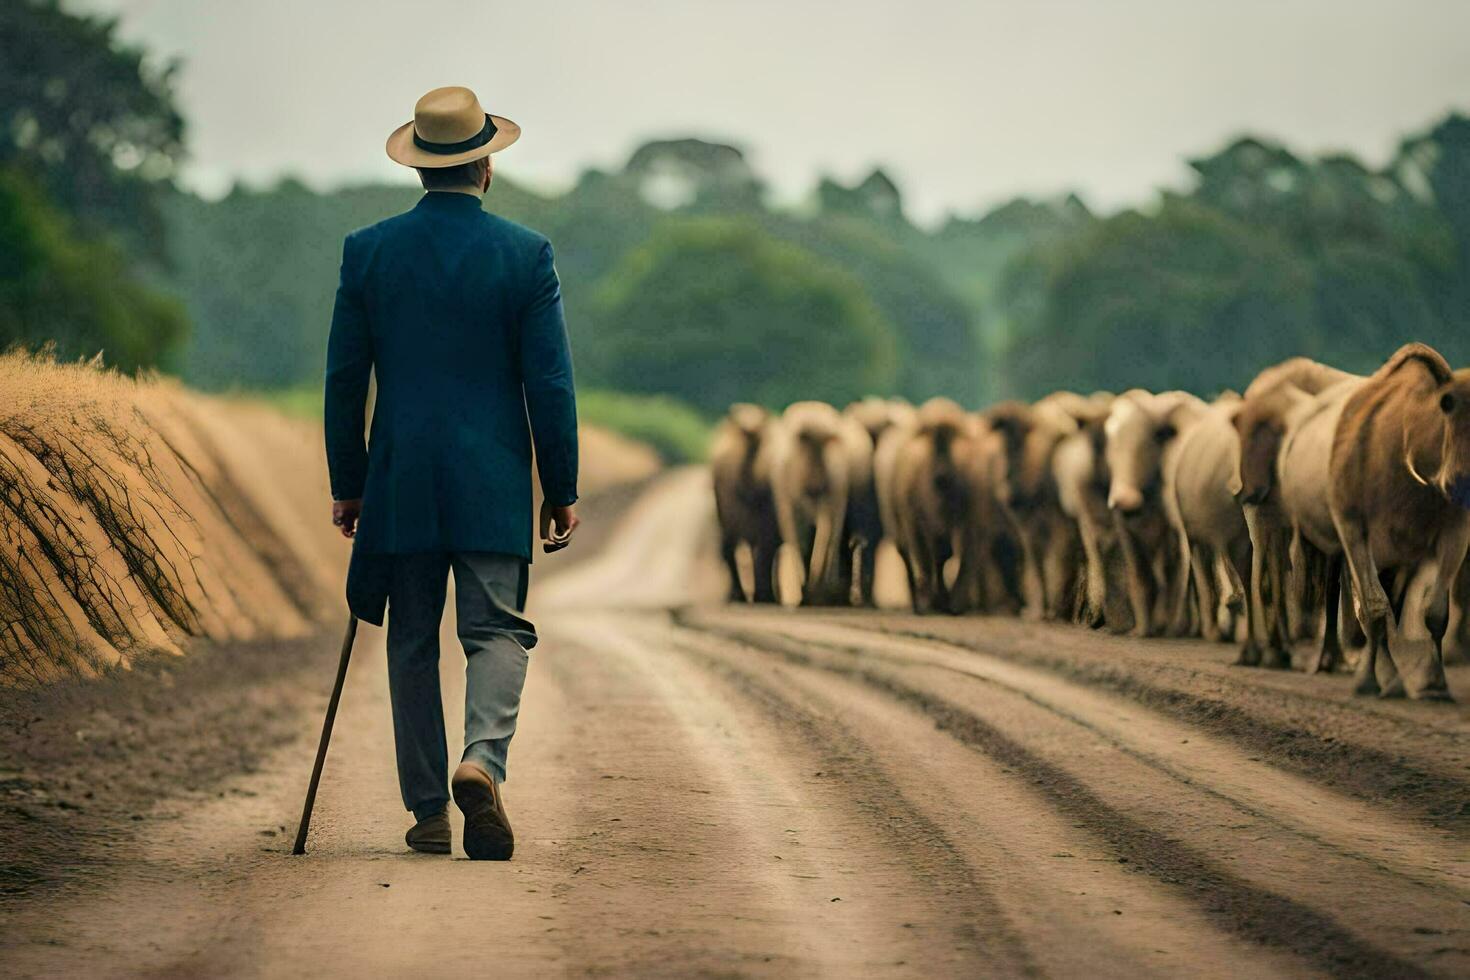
[857,613,1470,834]
[653,623,1306,978]
[541,613,1034,976]
[681,611,1453,978]
[726,614,1470,897]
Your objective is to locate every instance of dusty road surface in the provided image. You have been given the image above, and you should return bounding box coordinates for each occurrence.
[3,469,1469,978]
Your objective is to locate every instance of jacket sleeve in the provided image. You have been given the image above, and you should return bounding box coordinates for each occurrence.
[323,232,374,501]
[520,240,579,506]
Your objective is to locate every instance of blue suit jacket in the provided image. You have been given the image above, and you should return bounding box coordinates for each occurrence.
[324,192,578,618]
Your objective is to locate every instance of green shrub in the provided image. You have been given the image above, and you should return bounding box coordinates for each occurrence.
[577,389,711,463]
[0,169,187,371]
[589,218,899,415]
[252,383,322,419]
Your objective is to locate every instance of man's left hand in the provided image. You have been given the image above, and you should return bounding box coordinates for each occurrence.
[540,500,580,553]
[332,499,362,539]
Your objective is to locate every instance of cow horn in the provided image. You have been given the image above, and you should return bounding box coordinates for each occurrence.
[1403,428,1434,488]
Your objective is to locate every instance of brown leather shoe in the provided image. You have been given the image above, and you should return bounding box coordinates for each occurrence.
[452,760,514,860]
[405,808,450,854]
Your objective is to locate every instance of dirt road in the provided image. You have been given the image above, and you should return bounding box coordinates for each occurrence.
[3,469,1468,977]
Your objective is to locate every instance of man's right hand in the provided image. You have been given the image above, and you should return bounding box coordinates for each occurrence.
[540,500,580,553]
[332,499,362,539]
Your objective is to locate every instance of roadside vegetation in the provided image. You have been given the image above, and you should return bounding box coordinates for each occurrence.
[576,389,711,464]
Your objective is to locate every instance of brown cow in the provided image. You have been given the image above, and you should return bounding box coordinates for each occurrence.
[1329,343,1470,700]
[771,401,872,606]
[710,404,782,603]
[961,408,1026,615]
[1268,378,1365,674]
[990,394,1089,621]
[1234,359,1364,670]
[1166,393,1257,656]
[1053,398,1134,631]
[1105,390,1207,636]
[892,398,983,614]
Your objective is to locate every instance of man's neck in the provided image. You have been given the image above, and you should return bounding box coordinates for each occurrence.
[428,186,483,199]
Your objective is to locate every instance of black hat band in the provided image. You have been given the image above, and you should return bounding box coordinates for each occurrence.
[413,114,498,155]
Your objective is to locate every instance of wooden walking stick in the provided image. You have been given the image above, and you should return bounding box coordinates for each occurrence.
[292,614,358,855]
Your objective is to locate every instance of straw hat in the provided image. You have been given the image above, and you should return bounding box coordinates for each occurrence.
[386,86,521,168]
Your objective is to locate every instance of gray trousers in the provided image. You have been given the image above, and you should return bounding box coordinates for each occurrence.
[386,552,536,822]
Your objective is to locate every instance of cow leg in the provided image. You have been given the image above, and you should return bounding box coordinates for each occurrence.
[752,533,779,604]
[1114,516,1156,638]
[1214,546,1244,627]
[1234,534,1280,668]
[1165,529,1195,637]
[941,535,965,614]
[1334,514,1401,698]
[898,544,918,608]
[908,530,938,615]
[984,532,1024,615]
[1218,547,1251,661]
[1311,555,1344,674]
[1340,576,1366,650]
[834,539,857,607]
[1225,541,1277,668]
[857,536,878,607]
[1014,525,1044,620]
[946,542,971,615]
[1075,510,1107,629]
[1152,537,1178,635]
[1447,562,1470,666]
[721,534,747,603]
[1412,523,1468,700]
[1287,529,1317,642]
[1388,567,1412,622]
[1267,523,1294,658]
[1244,506,1281,662]
[1043,521,1081,621]
[1191,547,1223,644]
[793,520,817,605]
[1172,529,1202,638]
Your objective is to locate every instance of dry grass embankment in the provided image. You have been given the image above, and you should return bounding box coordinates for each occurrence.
[0,353,345,685]
[0,353,664,687]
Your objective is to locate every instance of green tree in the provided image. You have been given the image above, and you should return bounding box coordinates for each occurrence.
[0,169,187,370]
[0,0,184,257]
[590,219,899,414]
[1395,113,1470,360]
[999,200,1316,397]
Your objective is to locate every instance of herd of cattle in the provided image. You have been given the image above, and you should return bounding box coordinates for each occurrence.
[710,343,1470,701]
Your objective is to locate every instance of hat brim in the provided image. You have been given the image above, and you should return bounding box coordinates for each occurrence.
[386,113,521,168]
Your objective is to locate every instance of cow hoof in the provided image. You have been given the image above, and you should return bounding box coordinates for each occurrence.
[1378,677,1407,699]
[1412,669,1454,701]
[1352,675,1381,697]
[1308,654,1339,676]
[1232,647,1261,668]
[1262,648,1293,670]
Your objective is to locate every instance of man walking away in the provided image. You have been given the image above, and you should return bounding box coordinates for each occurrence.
[324,86,580,860]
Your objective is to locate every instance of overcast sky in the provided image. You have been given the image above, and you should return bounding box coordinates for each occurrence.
[75,0,1470,223]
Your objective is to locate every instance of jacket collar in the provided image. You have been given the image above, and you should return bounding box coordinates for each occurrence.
[415,191,484,211]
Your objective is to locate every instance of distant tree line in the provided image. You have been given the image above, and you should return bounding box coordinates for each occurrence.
[164,141,979,412]
[6,0,1470,419]
[991,126,1470,398]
